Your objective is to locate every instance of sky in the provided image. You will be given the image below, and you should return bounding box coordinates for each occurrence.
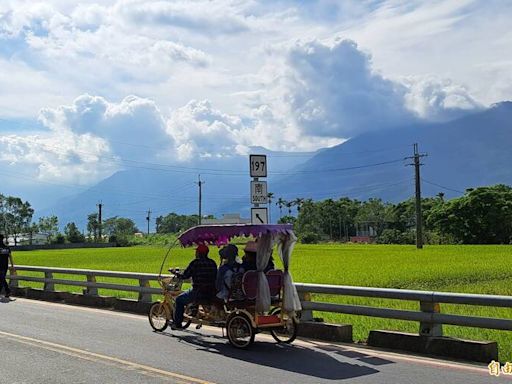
[0,0,511,203]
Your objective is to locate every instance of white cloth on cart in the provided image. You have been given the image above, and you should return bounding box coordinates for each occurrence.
[255,233,274,313]
[277,231,302,313]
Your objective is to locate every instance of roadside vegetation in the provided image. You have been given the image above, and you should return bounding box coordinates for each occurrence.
[3,184,512,247]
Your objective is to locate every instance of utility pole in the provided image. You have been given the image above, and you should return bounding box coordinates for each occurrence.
[195,175,204,225]
[406,143,427,249]
[97,201,103,241]
[146,209,151,235]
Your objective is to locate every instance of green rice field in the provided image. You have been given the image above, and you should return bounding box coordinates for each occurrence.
[12,244,512,361]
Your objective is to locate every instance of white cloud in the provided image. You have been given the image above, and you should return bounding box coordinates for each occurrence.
[116,0,250,35]
[0,132,114,185]
[166,99,247,161]
[0,93,177,185]
[283,39,415,137]
[403,76,483,121]
[0,57,77,118]
[0,0,509,191]
[39,94,173,161]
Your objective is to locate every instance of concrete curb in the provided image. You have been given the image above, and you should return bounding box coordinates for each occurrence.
[298,321,353,343]
[12,287,151,315]
[368,330,498,363]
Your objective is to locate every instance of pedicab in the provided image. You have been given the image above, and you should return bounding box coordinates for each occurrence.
[148,224,302,348]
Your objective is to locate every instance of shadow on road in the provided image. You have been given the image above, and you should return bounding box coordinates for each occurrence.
[157,330,386,380]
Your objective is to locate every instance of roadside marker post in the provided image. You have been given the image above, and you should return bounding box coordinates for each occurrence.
[251,208,268,224]
[249,154,269,224]
[250,180,268,204]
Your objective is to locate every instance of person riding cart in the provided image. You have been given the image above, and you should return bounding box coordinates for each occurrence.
[171,244,217,329]
[149,224,303,348]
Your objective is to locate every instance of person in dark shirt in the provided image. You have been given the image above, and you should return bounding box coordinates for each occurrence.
[241,241,274,272]
[172,244,217,329]
[0,234,14,298]
[241,241,257,271]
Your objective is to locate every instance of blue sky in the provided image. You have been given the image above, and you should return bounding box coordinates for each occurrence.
[0,0,511,204]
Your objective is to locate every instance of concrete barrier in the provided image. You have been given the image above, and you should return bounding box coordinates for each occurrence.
[368,330,498,363]
[12,243,117,251]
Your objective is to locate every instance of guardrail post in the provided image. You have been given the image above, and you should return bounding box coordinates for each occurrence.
[44,271,54,291]
[419,301,443,337]
[138,278,152,303]
[299,291,314,321]
[9,268,18,288]
[83,274,98,296]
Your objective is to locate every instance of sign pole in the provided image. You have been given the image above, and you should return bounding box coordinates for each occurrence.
[249,154,269,224]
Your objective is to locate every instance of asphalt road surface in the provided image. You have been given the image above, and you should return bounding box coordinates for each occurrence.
[0,297,507,384]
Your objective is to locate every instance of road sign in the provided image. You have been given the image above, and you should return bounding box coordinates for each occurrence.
[250,180,268,204]
[249,154,267,178]
[251,207,268,224]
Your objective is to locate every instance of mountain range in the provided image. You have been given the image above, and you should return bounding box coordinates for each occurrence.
[40,102,512,230]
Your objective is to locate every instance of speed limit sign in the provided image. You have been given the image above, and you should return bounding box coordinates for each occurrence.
[249,154,267,178]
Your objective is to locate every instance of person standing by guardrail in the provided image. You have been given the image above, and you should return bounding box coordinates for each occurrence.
[0,234,14,298]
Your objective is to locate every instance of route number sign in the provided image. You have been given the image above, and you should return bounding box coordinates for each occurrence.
[251,181,268,204]
[249,154,267,178]
[251,207,268,224]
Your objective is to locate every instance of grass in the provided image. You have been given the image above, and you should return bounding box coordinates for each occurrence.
[12,243,512,361]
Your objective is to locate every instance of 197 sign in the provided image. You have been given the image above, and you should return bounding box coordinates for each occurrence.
[249,154,267,178]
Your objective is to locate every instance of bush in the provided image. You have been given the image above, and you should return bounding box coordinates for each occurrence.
[377,229,415,244]
[109,235,131,247]
[53,233,66,244]
[377,229,403,244]
[300,231,320,244]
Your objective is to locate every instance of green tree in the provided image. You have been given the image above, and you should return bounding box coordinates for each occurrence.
[427,184,512,244]
[276,198,286,219]
[64,222,85,243]
[87,213,100,241]
[294,198,305,213]
[0,197,34,245]
[27,222,39,245]
[354,198,392,236]
[103,217,138,238]
[278,215,296,225]
[156,213,199,234]
[38,215,59,244]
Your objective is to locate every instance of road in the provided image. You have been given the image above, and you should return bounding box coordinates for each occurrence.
[0,297,506,384]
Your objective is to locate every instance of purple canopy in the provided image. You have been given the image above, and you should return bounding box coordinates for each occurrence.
[177,224,293,247]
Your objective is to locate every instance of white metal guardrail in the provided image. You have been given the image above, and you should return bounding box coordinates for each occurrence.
[7,265,163,303]
[7,266,512,337]
[295,283,512,337]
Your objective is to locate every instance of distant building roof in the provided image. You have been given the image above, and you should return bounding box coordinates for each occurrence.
[202,213,251,225]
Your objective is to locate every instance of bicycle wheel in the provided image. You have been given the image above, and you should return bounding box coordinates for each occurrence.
[269,309,298,344]
[180,304,193,329]
[226,313,255,349]
[148,302,169,332]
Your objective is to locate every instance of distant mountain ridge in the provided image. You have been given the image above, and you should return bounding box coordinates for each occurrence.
[38,147,317,230]
[40,102,512,228]
[269,101,512,205]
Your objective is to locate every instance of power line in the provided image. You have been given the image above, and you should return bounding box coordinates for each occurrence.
[0,170,199,202]
[17,138,406,176]
[270,158,405,174]
[421,178,465,194]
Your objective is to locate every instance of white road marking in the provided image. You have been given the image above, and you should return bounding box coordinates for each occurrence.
[0,330,215,384]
